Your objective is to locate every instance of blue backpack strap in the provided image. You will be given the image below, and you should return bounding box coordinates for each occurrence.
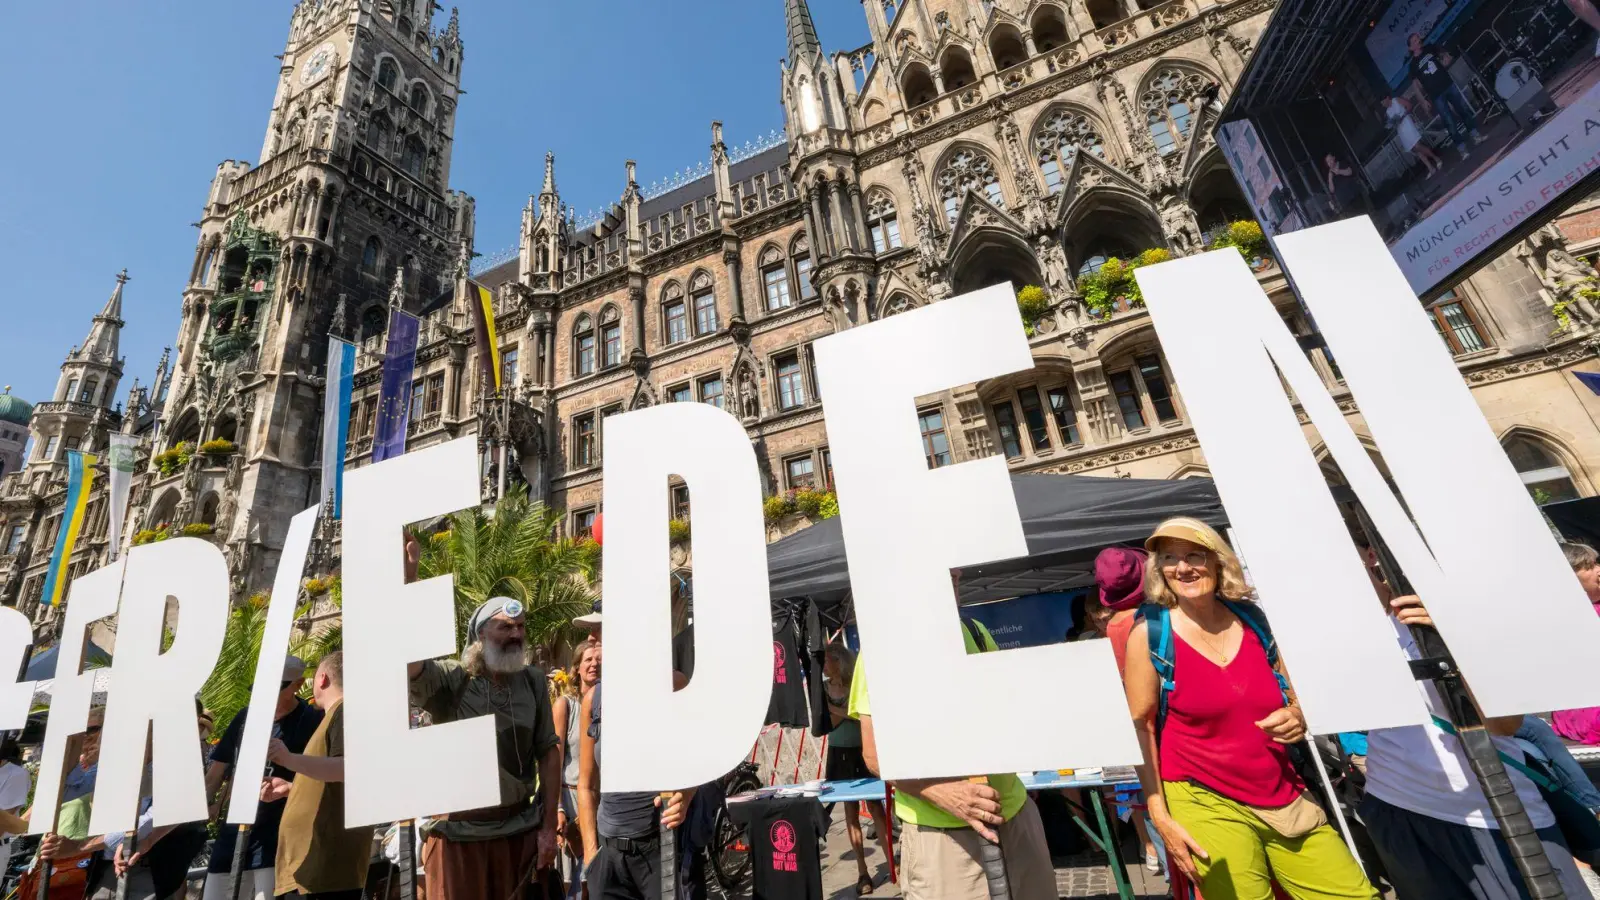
[1225,600,1290,706]
[1138,603,1177,736]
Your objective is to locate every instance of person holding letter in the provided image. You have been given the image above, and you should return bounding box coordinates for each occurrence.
[269,652,374,900]
[407,595,561,900]
[1124,518,1377,899]
[847,608,1056,900]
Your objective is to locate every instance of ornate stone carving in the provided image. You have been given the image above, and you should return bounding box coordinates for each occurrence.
[1516,224,1600,329]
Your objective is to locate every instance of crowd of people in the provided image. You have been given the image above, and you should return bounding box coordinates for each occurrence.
[0,518,1590,900]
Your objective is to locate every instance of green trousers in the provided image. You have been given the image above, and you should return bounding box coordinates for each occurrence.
[1164,781,1378,900]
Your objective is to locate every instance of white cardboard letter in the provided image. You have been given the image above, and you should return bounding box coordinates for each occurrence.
[343,436,498,825]
[602,403,772,792]
[227,504,320,824]
[0,608,37,732]
[1275,219,1600,715]
[1136,249,1427,735]
[31,560,124,835]
[92,539,230,832]
[814,283,1141,778]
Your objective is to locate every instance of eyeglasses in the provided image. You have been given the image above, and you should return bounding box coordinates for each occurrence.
[1157,551,1211,569]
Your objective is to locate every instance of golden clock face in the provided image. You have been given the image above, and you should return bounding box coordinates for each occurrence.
[301,44,335,85]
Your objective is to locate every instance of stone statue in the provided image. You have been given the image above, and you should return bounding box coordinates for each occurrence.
[1519,225,1600,329]
[737,365,761,423]
[1158,195,1204,255]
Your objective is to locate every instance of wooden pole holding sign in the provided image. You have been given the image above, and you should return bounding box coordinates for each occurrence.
[659,794,676,900]
[397,819,417,900]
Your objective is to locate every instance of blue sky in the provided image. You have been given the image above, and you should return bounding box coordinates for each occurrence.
[0,0,868,408]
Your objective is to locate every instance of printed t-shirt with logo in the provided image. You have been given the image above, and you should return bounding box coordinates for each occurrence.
[727,795,826,900]
[846,620,1027,828]
[766,615,808,727]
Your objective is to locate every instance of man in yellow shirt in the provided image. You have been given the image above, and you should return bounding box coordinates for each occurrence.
[848,618,1055,900]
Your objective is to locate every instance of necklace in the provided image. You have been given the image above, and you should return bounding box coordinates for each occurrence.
[1183,616,1238,664]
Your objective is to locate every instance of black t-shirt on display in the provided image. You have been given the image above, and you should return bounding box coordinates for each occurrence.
[727,796,825,900]
[206,698,326,873]
[1410,45,1455,95]
[765,615,808,728]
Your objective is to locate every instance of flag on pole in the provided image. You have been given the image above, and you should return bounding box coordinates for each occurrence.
[106,434,137,559]
[323,337,356,516]
[1575,371,1600,397]
[470,281,503,393]
[42,450,97,607]
[372,309,421,463]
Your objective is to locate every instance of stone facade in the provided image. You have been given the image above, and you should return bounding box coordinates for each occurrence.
[4,0,1600,642]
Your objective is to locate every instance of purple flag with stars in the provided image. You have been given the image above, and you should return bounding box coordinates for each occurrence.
[372,308,420,463]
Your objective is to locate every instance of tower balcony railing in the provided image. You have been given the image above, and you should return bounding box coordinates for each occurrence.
[33,400,102,419]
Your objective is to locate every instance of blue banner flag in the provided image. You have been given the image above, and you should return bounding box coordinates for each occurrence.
[372,309,420,463]
[1575,371,1600,397]
[323,337,356,516]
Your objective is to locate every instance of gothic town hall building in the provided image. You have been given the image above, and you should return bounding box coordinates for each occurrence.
[6,0,1600,642]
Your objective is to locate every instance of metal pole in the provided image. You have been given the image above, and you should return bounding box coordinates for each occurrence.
[113,830,137,900]
[1352,504,1565,899]
[971,777,1010,900]
[660,797,677,900]
[227,824,250,900]
[397,819,417,900]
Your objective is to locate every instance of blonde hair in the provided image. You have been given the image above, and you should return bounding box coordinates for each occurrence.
[1143,517,1254,608]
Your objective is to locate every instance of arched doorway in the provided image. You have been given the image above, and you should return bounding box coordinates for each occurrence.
[950,231,1045,295]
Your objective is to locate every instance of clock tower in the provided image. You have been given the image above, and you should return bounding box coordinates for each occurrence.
[155,0,475,595]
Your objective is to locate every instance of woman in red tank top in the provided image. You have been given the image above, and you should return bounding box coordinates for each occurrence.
[1122,518,1376,900]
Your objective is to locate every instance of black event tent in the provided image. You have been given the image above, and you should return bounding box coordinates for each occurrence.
[766,472,1227,610]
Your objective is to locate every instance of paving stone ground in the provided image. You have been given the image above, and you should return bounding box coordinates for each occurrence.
[801,804,1170,900]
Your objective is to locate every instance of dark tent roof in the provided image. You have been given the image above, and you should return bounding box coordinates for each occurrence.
[26,641,111,681]
[1541,496,1600,547]
[767,472,1227,607]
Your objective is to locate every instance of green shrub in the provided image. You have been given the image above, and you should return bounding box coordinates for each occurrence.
[154,442,193,477]
[763,494,796,523]
[302,575,335,596]
[132,527,169,546]
[1015,285,1052,336]
[1207,220,1268,261]
[667,518,692,544]
[817,494,840,520]
[199,438,237,456]
[793,490,829,519]
[180,523,215,537]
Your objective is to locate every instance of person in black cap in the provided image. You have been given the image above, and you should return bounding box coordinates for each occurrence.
[202,655,323,900]
[407,595,561,900]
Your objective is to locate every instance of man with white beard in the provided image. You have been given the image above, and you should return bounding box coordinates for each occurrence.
[407,596,561,900]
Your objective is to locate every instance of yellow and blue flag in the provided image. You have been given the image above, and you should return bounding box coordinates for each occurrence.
[42,450,97,607]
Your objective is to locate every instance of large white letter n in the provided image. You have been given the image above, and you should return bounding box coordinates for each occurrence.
[815,284,1141,779]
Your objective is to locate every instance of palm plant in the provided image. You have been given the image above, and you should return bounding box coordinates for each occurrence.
[415,488,597,658]
[200,601,269,737]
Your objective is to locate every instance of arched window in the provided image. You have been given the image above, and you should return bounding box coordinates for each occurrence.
[402,136,426,177]
[759,246,791,311]
[410,83,430,115]
[63,378,78,403]
[884,294,918,317]
[80,377,99,404]
[198,246,216,287]
[573,314,597,376]
[662,283,688,345]
[362,236,383,274]
[902,63,937,107]
[940,47,977,90]
[989,25,1027,70]
[690,272,718,335]
[1142,68,1208,156]
[1504,436,1581,503]
[1032,5,1070,50]
[936,148,1005,224]
[793,237,817,301]
[1086,0,1125,28]
[866,192,902,253]
[377,58,399,93]
[1034,108,1107,193]
[201,494,220,526]
[1077,240,1137,275]
[368,114,392,154]
[599,306,622,368]
[360,306,387,341]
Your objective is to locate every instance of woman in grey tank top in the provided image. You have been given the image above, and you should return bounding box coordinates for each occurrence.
[554,641,600,897]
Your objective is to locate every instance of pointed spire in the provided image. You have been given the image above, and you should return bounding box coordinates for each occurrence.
[82,269,128,363]
[541,151,558,198]
[444,6,461,42]
[786,0,822,65]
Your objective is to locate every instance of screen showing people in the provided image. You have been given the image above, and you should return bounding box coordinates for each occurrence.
[1220,0,1600,295]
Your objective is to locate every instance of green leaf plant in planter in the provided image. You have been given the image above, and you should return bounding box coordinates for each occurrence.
[1206,220,1270,269]
[1015,285,1052,337]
